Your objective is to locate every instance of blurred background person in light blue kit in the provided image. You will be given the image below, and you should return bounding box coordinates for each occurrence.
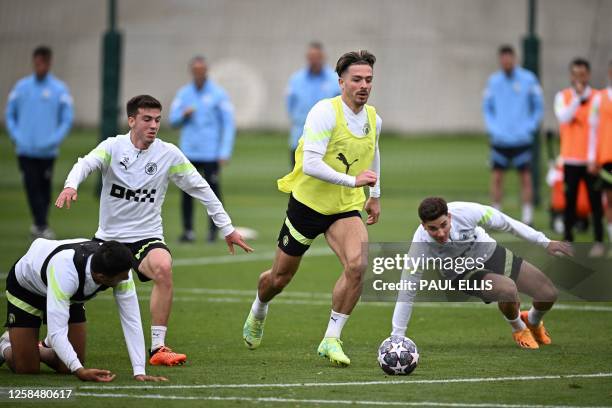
[286,42,340,166]
[5,45,74,239]
[170,55,236,243]
[482,45,544,226]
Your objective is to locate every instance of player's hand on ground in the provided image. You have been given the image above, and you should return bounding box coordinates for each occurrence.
[546,240,574,257]
[75,367,116,382]
[55,187,78,209]
[355,170,377,187]
[134,374,168,382]
[225,230,254,255]
[365,197,380,225]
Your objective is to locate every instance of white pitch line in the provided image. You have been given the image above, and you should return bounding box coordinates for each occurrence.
[79,372,612,390]
[72,393,612,408]
[172,246,334,266]
[168,288,612,312]
[82,293,612,312]
[1,290,609,312]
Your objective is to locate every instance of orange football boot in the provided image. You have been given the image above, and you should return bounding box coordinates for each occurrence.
[512,328,539,349]
[149,346,187,366]
[520,310,551,345]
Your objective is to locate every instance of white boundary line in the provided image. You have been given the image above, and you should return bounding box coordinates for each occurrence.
[72,393,612,408]
[1,290,610,312]
[79,372,612,390]
[172,246,333,266]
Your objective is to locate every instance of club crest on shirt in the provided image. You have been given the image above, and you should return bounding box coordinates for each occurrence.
[145,162,158,175]
[362,122,371,135]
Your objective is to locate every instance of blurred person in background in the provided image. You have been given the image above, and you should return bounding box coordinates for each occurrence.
[554,58,604,257]
[588,60,612,255]
[5,45,74,239]
[169,55,236,243]
[482,45,544,226]
[286,42,340,166]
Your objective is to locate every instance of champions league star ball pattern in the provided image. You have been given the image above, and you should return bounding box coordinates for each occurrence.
[377,336,419,375]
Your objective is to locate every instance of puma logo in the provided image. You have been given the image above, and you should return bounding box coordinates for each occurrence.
[336,153,358,174]
[330,317,338,322]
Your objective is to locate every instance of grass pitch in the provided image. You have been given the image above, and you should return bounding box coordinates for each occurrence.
[0,129,610,407]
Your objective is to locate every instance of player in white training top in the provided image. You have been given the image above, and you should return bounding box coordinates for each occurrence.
[391,197,573,349]
[55,95,253,366]
[0,238,166,382]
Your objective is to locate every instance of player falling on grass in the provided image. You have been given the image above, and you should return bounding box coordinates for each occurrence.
[391,197,573,349]
[0,238,166,382]
[55,95,253,366]
[243,50,381,366]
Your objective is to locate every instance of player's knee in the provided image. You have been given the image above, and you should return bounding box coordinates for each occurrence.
[271,273,291,291]
[152,261,173,287]
[495,281,519,302]
[538,284,558,303]
[344,255,367,278]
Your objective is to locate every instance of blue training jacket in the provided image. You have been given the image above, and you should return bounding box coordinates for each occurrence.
[5,73,74,158]
[286,65,340,149]
[482,66,544,147]
[169,80,236,162]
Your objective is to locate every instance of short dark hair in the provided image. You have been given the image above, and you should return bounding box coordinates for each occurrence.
[90,241,134,277]
[498,45,515,56]
[308,41,324,51]
[570,57,590,72]
[33,45,52,60]
[126,95,162,118]
[335,50,376,76]
[418,197,449,222]
[190,55,206,66]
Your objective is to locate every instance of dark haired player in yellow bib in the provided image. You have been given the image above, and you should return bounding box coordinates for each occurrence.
[242,50,381,366]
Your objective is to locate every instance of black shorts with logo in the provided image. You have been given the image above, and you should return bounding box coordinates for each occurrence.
[93,237,171,282]
[277,194,362,256]
[4,265,86,328]
[452,244,523,302]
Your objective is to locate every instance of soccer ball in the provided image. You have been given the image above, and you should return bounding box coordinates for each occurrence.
[377,335,419,375]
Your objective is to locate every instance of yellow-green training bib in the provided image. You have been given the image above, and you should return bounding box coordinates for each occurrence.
[277,96,377,215]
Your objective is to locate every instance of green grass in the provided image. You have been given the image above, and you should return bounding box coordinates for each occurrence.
[0,128,610,407]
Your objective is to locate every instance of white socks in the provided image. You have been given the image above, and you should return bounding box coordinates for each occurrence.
[522,203,534,225]
[151,326,167,351]
[324,310,349,338]
[251,293,269,320]
[527,306,547,326]
[505,314,527,332]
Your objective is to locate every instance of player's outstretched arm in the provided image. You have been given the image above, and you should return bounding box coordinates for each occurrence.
[55,187,78,209]
[365,197,380,225]
[134,374,168,382]
[546,240,574,257]
[75,367,116,382]
[225,230,254,255]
